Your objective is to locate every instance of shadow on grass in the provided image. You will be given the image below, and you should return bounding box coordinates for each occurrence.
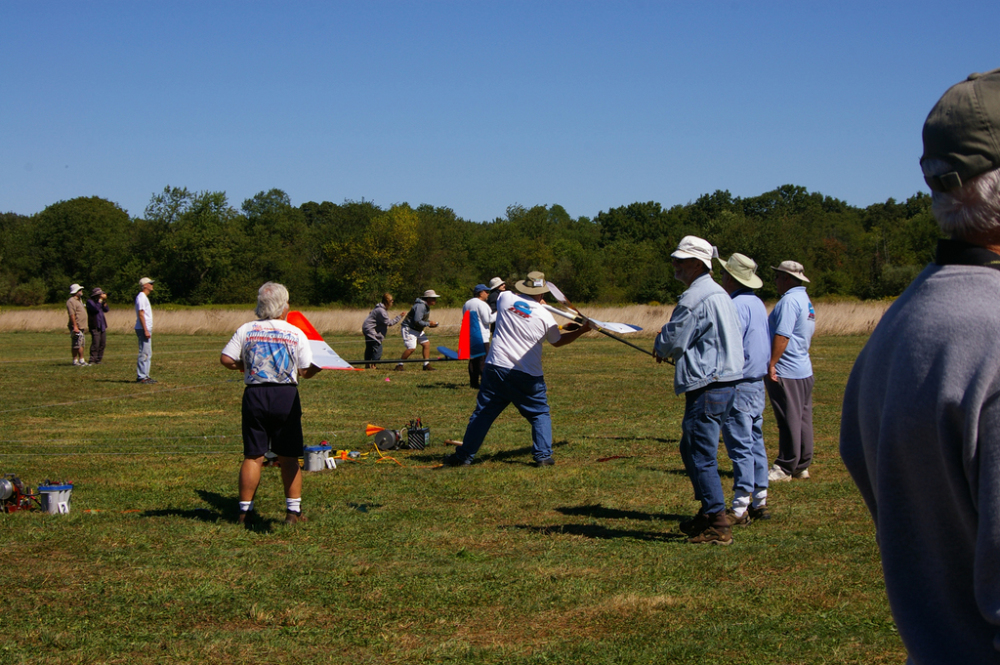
[415,381,467,390]
[511,523,686,542]
[555,503,681,522]
[584,434,678,445]
[405,440,571,466]
[140,490,283,533]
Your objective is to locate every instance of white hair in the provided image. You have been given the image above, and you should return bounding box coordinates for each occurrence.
[922,159,1000,236]
[255,282,289,320]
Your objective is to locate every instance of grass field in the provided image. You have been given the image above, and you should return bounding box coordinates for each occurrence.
[0,329,902,664]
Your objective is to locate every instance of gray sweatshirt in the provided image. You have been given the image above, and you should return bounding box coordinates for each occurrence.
[361,303,402,343]
[403,298,432,332]
[840,261,1000,664]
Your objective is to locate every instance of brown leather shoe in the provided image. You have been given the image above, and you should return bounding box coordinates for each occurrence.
[284,511,307,525]
[422,365,436,371]
[688,525,733,545]
[393,364,405,371]
[726,509,750,526]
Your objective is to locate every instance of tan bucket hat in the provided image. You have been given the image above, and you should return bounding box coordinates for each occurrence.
[771,260,810,283]
[718,253,764,289]
[515,271,550,295]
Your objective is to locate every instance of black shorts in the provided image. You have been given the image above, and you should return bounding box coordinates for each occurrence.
[241,384,303,458]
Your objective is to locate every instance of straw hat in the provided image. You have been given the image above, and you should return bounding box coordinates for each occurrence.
[515,271,550,295]
[718,253,763,289]
[771,260,810,283]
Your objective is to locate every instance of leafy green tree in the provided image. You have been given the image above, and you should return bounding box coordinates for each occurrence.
[30,197,132,301]
[322,204,420,305]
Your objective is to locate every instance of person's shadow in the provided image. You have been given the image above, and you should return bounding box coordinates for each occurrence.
[140,490,281,532]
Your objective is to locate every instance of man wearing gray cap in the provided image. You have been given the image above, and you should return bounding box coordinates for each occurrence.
[840,68,1000,663]
[765,260,816,482]
[718,254,771,525]
[654,236,744,545]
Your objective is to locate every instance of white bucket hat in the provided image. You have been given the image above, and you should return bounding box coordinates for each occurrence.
[718,253,764,289]
[771,260,810,283]
[421,290,441,299]
[671,235,718,271]
[487,277,505,290]
[69,283,84,295]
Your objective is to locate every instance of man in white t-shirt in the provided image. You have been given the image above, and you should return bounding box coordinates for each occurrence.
[443,271,590,467]
[462,283,494,389]
[220,282,320,526]
[134,277,156,383]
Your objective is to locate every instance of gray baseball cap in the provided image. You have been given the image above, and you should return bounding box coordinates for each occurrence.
[921,68,1000,193]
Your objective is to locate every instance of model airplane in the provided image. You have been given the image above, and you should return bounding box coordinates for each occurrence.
[286,311,360,370]
[437,308,488,360]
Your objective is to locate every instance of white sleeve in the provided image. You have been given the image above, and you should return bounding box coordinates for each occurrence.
[221,328,244,361]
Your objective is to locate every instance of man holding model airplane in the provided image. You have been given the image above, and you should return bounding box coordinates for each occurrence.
[443,271,590,467]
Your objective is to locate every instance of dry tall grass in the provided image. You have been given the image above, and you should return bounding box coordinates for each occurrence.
[0,300,892,337]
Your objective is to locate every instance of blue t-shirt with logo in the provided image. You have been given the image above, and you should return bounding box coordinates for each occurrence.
[768,286,815,379]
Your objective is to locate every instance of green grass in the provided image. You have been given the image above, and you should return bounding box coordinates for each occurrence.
[0,331,902,664]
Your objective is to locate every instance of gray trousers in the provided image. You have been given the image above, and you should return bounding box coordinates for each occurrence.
[765,374,814,475]
[136,329,152,380]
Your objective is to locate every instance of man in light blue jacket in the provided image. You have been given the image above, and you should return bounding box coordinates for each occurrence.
[655,236,744,545]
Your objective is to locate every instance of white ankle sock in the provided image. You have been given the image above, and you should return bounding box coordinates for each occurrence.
[286,497,301,514]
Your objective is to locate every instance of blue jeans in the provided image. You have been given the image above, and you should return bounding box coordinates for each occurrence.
[455,364,553,463]
[721,379,768,497]
[680,382,736,515]
[136,329,152,380]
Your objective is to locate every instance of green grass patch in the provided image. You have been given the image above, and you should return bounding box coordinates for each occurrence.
[0,332,901,664]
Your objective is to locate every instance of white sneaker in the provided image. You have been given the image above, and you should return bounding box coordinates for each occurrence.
[768,464,792,482]
[73,359,82,366]
[793,468,810,480]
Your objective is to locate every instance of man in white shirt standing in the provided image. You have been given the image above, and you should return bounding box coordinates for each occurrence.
[134,277,156,384]
[462,283,494,389]
[443,271,590,467]
[220,282,320,526]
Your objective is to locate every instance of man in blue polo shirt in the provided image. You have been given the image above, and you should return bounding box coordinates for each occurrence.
[765,261,816,482]
[718,253,771,524]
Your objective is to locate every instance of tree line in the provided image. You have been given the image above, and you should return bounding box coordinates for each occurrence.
[0,184,940,308]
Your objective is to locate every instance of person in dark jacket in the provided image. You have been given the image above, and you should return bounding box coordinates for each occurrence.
[395,290,440,371]
[86,287,110,365]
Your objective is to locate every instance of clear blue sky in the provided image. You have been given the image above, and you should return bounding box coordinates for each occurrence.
[3,1,999,223]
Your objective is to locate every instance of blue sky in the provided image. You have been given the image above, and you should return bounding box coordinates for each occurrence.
[3,1,999,223]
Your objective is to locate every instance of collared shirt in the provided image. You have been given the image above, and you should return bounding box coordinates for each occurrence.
[654,273,744,395]
[66,296,86,331]
[731,287,769,380]
[768,285,815,379]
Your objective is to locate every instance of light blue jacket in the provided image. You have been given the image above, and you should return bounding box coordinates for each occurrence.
[655,273,744,395]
